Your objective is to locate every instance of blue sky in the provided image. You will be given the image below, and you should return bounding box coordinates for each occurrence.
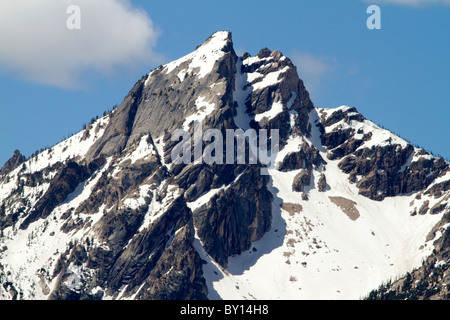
[0,0,449,166]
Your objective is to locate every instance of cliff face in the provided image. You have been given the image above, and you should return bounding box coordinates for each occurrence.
[0,31,449,300]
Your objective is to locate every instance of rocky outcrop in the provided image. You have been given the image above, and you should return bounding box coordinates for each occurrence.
[86,78,146,161]
[320,107,449,201]
[278,140,325,195]
[100,196,206,300]
[292,169,312,193]
[0,150,26,175]
[278,141,325,172]
[133,205,208,300]
[49,196,208,300]
[317,173,328,192]
[193,165,273,267]
[425,177,450,199]
[242,48,314,143]
[338,144,448,201]
[20,158,105,230]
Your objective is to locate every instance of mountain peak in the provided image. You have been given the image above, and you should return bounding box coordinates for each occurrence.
[159,30,234,79]
[1,31,449,301]
[87,31,238,162]
[201,30,233,49]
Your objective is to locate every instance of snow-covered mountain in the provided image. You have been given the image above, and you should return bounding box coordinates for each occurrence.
[1,31,449,300]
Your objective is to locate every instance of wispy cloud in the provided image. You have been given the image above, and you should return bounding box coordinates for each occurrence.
[289,50,337,96]
[0,0,163,89]
[366,0,450,6]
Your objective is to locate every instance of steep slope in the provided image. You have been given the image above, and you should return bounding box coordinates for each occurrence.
[0,31,449,300]
[366,211,450,300]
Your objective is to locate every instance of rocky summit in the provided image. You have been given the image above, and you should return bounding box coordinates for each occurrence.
[0,31,449,300]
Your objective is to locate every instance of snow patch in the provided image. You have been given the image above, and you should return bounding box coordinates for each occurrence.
[161,31,230,80]
[183,96,216,131]
[122,135,156,165]
[250,66,290,91]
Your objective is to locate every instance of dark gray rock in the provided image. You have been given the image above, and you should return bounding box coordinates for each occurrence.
[0,150,26,175]
[193,165,273,267]
[278,142,325,172]
[317,173,328,192]
[292,169,311,193]
[320,107,449,201]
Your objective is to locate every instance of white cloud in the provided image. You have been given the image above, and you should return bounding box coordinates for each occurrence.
[290,50,336,96]
[367,0,450,6]
[0,0,162,89]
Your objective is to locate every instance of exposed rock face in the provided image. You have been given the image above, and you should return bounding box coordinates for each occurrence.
[278,139,325,195]
[337,144,448,201]
[319,106,449,201]
[193,165,273,267]
[87,32,238,163]
[278,141,325,172]
[20,159,105,230]
[241,48,314,143]
[133,217,208,300]
[292,169,311,193]
[87,79,146,161]
[317,173,327,192]
[0,150,26,175]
